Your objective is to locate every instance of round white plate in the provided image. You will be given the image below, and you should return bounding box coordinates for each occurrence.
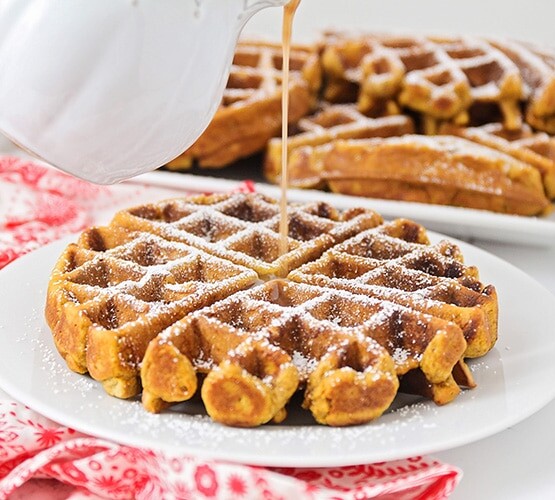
[0,234,554,467]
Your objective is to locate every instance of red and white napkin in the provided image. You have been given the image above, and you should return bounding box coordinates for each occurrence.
[0,157,462,499]
[0,401,460,500]
[0,157,123,269]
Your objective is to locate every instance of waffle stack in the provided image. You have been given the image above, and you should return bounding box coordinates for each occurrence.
[264,104,551,215]
[166,40,321,170]
[46,193,499,427]
[161,33,555,216]
[266,32,555,214]
[322,32,526,134]
[440,122,555,198]
[285,134,550,215]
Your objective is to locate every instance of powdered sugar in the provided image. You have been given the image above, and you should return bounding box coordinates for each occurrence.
[291,351,319,378]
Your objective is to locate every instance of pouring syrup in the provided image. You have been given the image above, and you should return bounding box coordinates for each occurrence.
[278,0,301,256]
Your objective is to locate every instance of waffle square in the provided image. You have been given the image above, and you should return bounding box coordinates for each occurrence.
[46,226,258,398]
[141,278,465,426]
[111,193,383,277]
[289,219,498,360]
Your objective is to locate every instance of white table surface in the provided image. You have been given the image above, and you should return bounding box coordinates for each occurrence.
[434,241,555,500]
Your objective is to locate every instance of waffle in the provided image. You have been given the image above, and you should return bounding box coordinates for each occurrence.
[441,122,555,198]
[289,218,495,406]
[264,103,414,186]
[141,275,471,426]
[288,219,498,360]
[142,279,406,427]
[280,134,549,215]
[110,192,383,278]
[322,32,525,134]
[47,193,498,426]
[490,39,555,134]
[166,40,321,170]
[45,227,258,398]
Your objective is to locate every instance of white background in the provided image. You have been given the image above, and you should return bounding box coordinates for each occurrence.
[245,0,555,45]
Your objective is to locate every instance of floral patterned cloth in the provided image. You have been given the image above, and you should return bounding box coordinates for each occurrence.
[0,157,123,269]
[0,401,460,500]
[0,157,462,499]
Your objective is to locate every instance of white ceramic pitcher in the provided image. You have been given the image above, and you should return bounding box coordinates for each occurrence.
[0,0,287,183]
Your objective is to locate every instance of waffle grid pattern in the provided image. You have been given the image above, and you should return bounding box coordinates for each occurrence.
[46,194,498,427]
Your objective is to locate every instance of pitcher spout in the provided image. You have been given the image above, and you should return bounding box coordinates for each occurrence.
[241,0,288,17]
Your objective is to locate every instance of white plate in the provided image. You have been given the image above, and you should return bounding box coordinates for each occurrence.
[0,233,554,467]
[135,171,555,247]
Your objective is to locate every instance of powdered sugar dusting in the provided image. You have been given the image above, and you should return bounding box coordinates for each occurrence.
[291,350,318,378]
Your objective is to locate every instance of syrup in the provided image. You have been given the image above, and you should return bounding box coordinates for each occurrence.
[278,0,301,256]
[268,279,293,307]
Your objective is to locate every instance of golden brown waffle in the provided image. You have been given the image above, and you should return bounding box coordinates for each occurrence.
[288,219,498,361]
[141,276,469,426]
[166,40,321,170]
[45,227,258,398]
[141,279,405,427]
[322,32,525,134]
[140,204,496,425]
[264,103,414,186]
[441,122,555,198]
[47,193,498,427]
[490,39,555,134]
[279,134,550,216]
[111,192,383,278]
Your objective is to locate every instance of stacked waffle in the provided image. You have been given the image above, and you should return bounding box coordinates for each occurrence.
[46,193,498,427]
[166,40,321,169]
[264,104,551,215]
[321,33,526,133]
[166,33,555,216]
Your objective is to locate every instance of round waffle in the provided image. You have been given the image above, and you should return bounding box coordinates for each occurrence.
[46,193,498,427]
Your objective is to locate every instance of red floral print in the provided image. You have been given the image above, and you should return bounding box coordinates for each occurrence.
[228,473,248,496]
[32,425,65,448]
[291,469,322,482]
[194,464,219,497]
[0,429,18,444]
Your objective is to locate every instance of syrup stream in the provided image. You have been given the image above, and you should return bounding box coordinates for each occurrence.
[278,0,301,256]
